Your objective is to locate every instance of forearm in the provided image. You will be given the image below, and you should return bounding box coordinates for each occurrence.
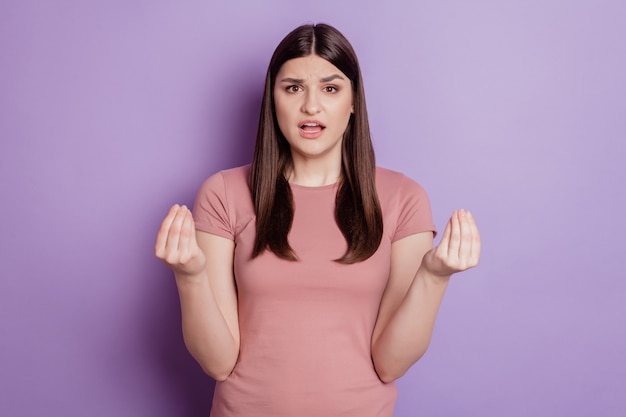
[175,272,239,381]
[372,267,450,383]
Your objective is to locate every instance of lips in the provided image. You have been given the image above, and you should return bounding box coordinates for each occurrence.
[299,120,326,132]
[298,121,326,140]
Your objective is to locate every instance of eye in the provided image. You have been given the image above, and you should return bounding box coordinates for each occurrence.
[323,86,338,93]
[285,85,302,93]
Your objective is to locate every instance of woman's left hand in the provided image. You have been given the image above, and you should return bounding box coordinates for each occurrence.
[421,209,481,278]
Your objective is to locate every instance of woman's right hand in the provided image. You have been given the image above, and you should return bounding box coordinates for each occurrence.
[155,204,207,277]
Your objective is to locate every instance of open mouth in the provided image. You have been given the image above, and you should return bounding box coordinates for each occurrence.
[299,122,326,132]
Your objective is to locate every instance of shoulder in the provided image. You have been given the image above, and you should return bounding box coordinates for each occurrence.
[197,165,250,195]
[375,166,436,240]
[195,164,252,217]
[219,164,250,182]
[375,166,410,183]
[206,164,250,186]
[375,166,429,199]
[193,165,253,238]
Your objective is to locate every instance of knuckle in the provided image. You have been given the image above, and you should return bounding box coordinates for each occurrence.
[434,252,447,263]
[164,254,179,265]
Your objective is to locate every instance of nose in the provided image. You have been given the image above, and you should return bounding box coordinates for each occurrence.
[301,90,321,114]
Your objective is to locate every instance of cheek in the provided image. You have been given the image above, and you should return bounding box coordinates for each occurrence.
[273,98,289,125]
[334,93,353,112]
[273,99,295,139]
[331,98,353,124]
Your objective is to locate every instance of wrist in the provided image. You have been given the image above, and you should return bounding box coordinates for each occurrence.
[174,270,208,286]
[416,264,452,286]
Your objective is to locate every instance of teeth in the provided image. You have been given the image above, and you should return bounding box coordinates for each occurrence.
[302,123,319,127]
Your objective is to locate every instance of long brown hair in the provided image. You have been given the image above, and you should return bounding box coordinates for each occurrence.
[250,23,382,264]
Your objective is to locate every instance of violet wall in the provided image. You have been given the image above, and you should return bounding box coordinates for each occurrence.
[1,0,624,416]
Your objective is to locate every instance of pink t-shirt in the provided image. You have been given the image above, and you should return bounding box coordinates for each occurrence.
[193,165,436,417]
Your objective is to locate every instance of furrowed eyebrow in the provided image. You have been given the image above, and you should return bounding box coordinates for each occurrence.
[279,77,305,84]
[320,74,345,83]
[278,74,346,84]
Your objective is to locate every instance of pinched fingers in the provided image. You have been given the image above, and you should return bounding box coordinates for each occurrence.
[165,205,188,259]
[154,205,206,276]
[177,208,198,263]
[454,209,480,270]
[437,211,453,256]
[466,210,481,266]
[155,204,195,265]
[427,209,481,276]
[446,210,462,261]
[155,204,181,259]
[457,210,473,264]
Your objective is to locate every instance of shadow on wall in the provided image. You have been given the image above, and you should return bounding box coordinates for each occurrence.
[138,70,263,417]
[137,55,265,415]
[197,60,265,170]
[144,265,217,416]
[223,84,263,168]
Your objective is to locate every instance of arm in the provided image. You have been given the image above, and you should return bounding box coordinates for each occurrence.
[154,204,240,381]
[371,209,480,383]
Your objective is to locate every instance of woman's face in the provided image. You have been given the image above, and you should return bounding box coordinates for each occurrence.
[273,54,354,165]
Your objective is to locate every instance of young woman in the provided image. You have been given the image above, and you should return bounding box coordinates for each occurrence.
[155,23,480,417]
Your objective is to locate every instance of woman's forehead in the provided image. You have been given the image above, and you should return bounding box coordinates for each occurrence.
[276,55,347,81]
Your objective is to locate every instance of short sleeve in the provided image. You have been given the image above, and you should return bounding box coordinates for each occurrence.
[392,175,437,242]
[192,171,235,240]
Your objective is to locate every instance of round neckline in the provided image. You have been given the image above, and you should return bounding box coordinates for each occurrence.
[289,181,339,191]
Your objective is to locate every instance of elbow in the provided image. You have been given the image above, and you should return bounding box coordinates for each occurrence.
[374,364,407,384]
[200,362,235,382]
[184,340,239,382]
[208,370,230,382]
[372,348,427,383]
[190,348,238,382]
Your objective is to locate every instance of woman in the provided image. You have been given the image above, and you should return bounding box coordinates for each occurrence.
[155,23,480,417]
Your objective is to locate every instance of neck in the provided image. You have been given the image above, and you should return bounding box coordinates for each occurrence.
[287,156,342,187]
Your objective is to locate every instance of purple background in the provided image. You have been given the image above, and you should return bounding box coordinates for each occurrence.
[1,1,625,416]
